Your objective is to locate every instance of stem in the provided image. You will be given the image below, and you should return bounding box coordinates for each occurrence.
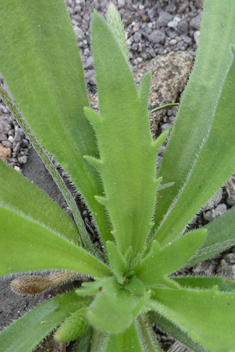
[150,103,179,114]
[0,83,104,261]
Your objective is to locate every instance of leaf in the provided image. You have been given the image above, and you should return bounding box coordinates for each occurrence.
[74,327,93,352]
[135,229,206,287]
[151,287,235,352]
[54,308,89,343]
[0,0,113,247]
[0,158,81,246]
[0,206,111,278]
[106,241,127,284]
[106,4,129,62]
[0,291,91,352]
[102,322,144,352]
[0,86,99,258]
[149,311,209,352]
[151,0,235,245]
[174,276,235,292]
[86,11,163,257]
[153,44,235,247]
[86,277,136,333]
[184,206,235,267]
[136,314,163,352]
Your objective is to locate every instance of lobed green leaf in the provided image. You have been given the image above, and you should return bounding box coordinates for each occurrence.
[85,12,166,257]
[135,229,206,287]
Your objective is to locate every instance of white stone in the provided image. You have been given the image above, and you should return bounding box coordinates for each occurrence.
[194,30,200,45]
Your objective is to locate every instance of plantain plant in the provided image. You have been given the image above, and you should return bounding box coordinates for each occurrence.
[0,1,235,351]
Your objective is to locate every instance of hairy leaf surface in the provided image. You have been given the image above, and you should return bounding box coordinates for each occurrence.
[86,277,136,333]
[149,311,209,352]
[85,12,167,256]
[0,159,81,245]
[102,322,144,352]
[185,206,235,267]
[154,44,235,246]
[174,276,235,292]
[152,0,235,245]
[0,206,111,278]
[151,287,235,352]
[0,292,91,352]
[135,229,206,287]
[0,0,112,247]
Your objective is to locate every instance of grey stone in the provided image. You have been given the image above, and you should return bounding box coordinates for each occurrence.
[204,203,227,222]
[190,14,202,30]
[122,10,133,26]
[18,156,28,164]
[193,260,216,276]
[202,188,223,211]
[166,28,177,39]
[178,1,190,14]
[181,34,192,44]
[149,30,165,44]
[85,70,96,85]
[178,20,188,33]
[165,3,176,13]
[84,56,94,69]
[225,253,235,265]
[147,8,156,19]
[194,30,200,45]
[227,194,235,207]
[0,133,7,141]
[2,140,13,148]
[0,114,12,134]
[74,26,84,41]
[168,20,178,28]
[117,0,125,7]
[217,259,235,279]
[156,11,173,27]
[194,0,205,9]
[134,32,142,43]
[169,39,177,45]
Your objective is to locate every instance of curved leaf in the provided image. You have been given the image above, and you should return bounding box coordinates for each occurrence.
[0,291,92,352]
[102,322,144,352]
[0,0,112,248]
[151,0,235,244]
[135,229,206,287]
[174,276,235,292]
[154,44,235,246]
[149,311,209,352]
[151,287,235,352]
[0,206,111,278]
[185,206,235,267]
[87,12,168,255]
[0,158,81,246]
[86,277,135,333]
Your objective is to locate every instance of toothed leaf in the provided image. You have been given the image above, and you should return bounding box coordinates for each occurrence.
[135,229,206,287]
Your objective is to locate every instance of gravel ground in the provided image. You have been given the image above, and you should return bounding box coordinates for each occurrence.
[1,1,235,351]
